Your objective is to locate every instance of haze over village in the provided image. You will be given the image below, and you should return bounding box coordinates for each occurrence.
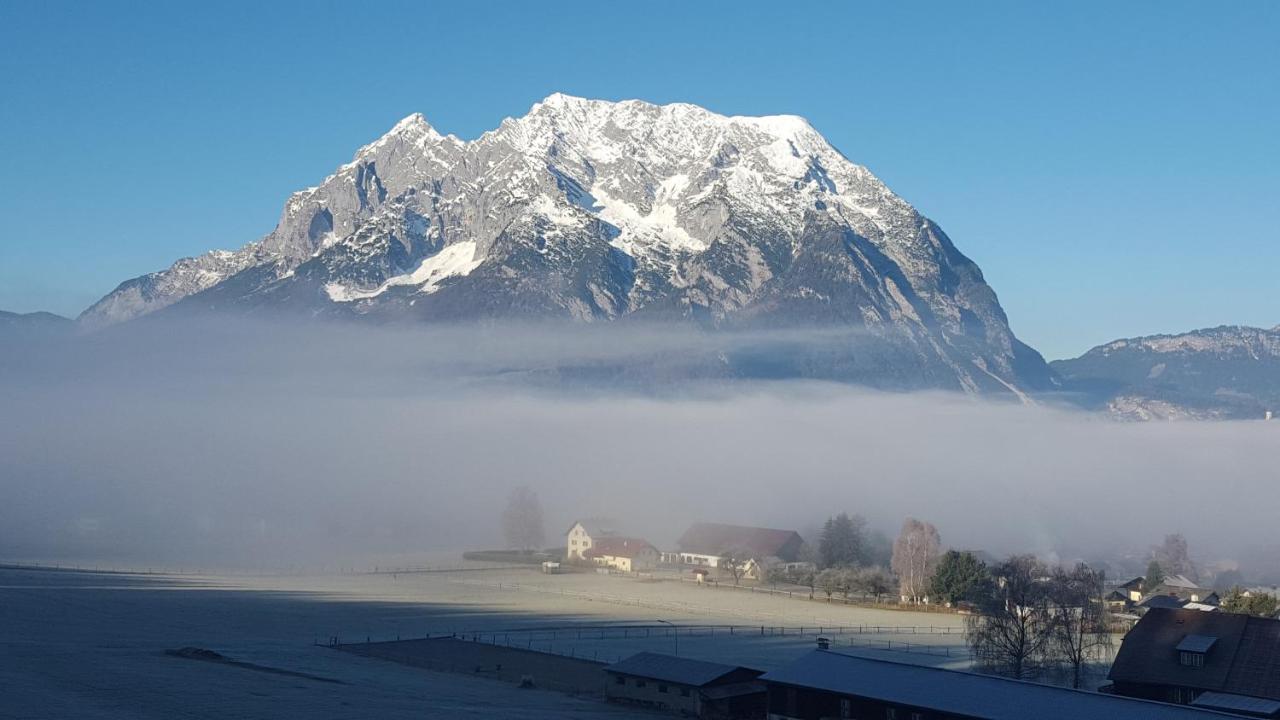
[2,2,1278,719]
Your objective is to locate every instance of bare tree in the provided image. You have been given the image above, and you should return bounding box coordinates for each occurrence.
[1154,533,1195,581]
[718,547,750,585]
[890,518,941,603]
[966,555,1055,680]
[1049,563,1113,689]
[856,566,895,603]
[765,565,789,588]
[787,547,819,599]
[816,567,845,599]
[834,567,859,600]
[501,485,545,552]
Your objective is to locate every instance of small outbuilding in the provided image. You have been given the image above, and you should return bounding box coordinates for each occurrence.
[584,537,660,572]
[604,652,765,718]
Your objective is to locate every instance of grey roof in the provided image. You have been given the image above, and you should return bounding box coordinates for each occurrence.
[1177,634,1219,653]
[605,652,758,687]
[1140,594,1189,610]
[1192,692,1280,715]
[566,518,620,538]
[762,650,1241,720]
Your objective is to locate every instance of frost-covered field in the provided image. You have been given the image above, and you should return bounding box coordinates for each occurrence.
[0,562,969,718]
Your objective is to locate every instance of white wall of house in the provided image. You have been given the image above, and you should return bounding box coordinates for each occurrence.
[566,523,595,560]
[594,554,634,572]
[592,548,658,573]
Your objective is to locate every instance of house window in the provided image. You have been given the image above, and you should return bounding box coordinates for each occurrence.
[886,709,898,720]
[1180,651,1205,668]
[659,684,669,694]
[614,675,625,685]
[840,698,852,718]
[912,713,924,720]
[636,679,647,688]
[681,687,691,697]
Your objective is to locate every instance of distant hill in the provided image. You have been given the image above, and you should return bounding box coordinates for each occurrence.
[1051,325,1280,420]
[0,310,73,337]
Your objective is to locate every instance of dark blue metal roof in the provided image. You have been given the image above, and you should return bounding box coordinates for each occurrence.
[762,650,1243,720]
[605,652,758,687]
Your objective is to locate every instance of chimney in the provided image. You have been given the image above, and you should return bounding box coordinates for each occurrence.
[816,637,831,650]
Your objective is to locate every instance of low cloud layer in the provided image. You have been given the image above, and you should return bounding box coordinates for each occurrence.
[2,319,1276,579]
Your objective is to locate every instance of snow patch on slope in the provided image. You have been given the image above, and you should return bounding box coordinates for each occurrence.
[594,177,704,256]
[325,242,481,302]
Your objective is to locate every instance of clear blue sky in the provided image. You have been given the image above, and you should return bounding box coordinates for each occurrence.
[1,1,1275,358]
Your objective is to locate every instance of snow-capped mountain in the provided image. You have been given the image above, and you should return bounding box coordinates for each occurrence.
[1052,325,1280,420]
[80,94,1052,394]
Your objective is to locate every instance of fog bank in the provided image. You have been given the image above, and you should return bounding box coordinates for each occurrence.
[1,319,1276,577]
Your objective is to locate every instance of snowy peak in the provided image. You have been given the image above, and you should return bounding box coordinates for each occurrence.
[355,112,452,157]
[78,94,1053,397]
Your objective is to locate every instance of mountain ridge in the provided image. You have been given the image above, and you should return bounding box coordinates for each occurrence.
[1052,324,1280,420]
[78,94,1052,395]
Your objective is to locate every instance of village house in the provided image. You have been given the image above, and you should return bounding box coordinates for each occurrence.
[1137,593,1221,614]
[1108,607,1280,715]
[584,537,660,573]
[1105,589,1133,614]
[675,522,804,579]
[1119,576,1147,603]
[565,518,621,561]
[1152,574,1217,604]
[763,647,1236,720]
[604,652,765,718]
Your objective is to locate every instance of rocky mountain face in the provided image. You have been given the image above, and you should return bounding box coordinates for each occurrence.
[1052,325,1280,420]
[79,94,1052,395]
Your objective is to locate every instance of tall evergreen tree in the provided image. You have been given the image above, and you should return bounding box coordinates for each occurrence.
[1145,560,1166,590]
[929,550,989,605]
[818,512,867,568]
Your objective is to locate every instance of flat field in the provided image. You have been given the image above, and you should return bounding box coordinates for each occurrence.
[0,561,970,718]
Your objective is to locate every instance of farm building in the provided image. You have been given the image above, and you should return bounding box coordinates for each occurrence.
[604,652,765,718]
[584,537,660,572]
[763,649,1238,720]
[675,522,803,573]
[565,518,621,561]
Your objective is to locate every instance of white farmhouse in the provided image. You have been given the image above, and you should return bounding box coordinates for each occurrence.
[565,518,621,560]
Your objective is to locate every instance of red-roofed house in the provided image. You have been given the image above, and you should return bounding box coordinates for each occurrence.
[584,537,660,572]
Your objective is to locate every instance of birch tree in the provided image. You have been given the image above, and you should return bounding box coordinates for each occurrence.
[890,518,941,603]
